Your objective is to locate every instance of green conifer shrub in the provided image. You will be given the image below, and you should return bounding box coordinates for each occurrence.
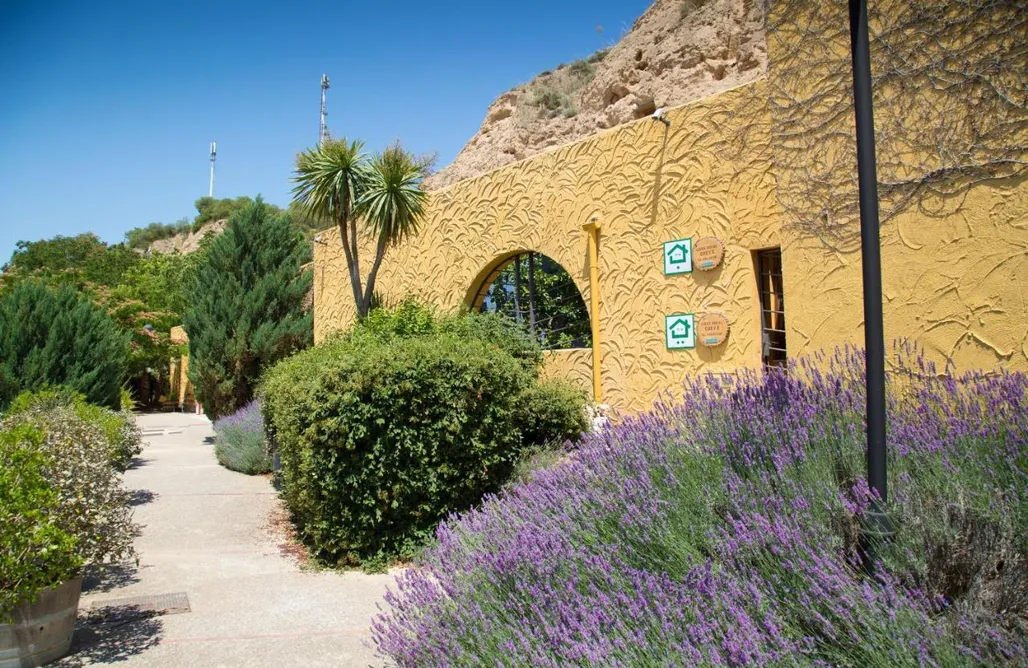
[183,198,312,419]
[0,281,128,410]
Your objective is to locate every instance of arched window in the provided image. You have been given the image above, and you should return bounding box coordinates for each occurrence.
[472,252,592,350]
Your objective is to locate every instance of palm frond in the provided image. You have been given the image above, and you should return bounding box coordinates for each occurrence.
[356,146,429,246]
[291,139,369,223]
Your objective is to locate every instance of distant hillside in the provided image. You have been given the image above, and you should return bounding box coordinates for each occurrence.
[146,219,227,255]
[424,0,767,190]
[128,197,321,255]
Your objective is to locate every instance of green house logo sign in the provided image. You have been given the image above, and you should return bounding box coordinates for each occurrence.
[665,313,696,350]
[663,238,693,275]
[667,243,689,264]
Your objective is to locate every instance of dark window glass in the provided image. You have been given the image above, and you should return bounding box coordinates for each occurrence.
[756,249,787,369]
[472,252,592,350]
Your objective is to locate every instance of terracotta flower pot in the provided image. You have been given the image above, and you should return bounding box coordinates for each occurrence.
[0,577,82,668]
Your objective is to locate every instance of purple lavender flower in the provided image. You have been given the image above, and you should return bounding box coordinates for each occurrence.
[212,399,270,475]
[372,345,1028,665]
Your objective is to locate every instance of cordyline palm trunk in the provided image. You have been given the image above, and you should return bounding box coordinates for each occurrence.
[362,230,389,316]
[292,140,427,321]
[337,185,364,319]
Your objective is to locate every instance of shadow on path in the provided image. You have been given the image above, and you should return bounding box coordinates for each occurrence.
[81,562,141,596]
[128,489,158,507]
[127,457,154,471]
[55,606,163,667]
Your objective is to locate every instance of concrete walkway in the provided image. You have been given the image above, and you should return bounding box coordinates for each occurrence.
[58,412,394,667]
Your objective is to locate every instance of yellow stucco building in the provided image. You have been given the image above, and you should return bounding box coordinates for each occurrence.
[314,2,1027,413]
[168,326,196,410]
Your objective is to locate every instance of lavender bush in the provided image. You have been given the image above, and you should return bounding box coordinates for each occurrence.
[212,400,270,475]
[372,345,1027,666]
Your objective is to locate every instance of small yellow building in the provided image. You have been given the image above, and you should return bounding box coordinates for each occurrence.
[314,1,1027,413]
[168,326,196,411]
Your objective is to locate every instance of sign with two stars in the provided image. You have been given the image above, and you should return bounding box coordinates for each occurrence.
[665,313,696,350]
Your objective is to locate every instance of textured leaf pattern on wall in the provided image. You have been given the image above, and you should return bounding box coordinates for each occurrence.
[316,82,780,412]
[763,0,1028,370]
[314,1,1028,412]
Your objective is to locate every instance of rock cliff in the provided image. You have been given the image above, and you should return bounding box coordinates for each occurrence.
[146,220,226,255]
[424,0,767,191]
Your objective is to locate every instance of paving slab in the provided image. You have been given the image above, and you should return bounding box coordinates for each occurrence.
[56,412,396,667]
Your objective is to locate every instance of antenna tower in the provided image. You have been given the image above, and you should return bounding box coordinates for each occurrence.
[319,74,331,146]
[209,141,217,198]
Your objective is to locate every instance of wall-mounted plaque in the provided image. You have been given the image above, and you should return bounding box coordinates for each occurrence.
[663,238,693,275]
[665,313,696,350]
[693,236,724,271]
[697,312,730,347]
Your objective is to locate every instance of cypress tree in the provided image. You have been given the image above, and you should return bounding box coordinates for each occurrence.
[184,197,312,419]
[0,281,128,409]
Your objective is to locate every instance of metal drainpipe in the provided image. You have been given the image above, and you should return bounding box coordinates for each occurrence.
[582,218,602,403]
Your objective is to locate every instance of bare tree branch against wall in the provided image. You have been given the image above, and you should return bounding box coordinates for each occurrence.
[747,0,1028,251]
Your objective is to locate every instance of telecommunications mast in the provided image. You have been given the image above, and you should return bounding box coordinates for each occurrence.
[208,141,217,198]
[319,74,330,146]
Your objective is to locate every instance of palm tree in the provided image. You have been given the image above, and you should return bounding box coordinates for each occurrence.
[292,139,428,320]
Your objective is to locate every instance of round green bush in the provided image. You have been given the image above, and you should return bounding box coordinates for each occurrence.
[515,378,590,448]
[3,408,136,567]
[350,299,543,370]
[262,306,585,569]
[0,424,82,620]
[0,281,128,410]
[9,387,143,471]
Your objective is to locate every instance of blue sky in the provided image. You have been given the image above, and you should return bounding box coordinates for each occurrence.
[0,0,651,262]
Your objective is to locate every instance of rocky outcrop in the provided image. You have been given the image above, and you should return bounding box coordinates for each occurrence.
[147,220,226,255]
[424,0,767,191]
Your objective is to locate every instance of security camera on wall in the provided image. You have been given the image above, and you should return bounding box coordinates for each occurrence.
[651,108,670,126]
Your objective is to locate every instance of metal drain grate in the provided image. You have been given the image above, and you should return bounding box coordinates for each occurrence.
[90,592,191,615]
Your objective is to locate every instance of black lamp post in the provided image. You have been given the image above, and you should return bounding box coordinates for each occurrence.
[848,0,892,560]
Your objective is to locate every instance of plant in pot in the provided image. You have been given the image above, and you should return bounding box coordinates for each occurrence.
[0,408,137,667]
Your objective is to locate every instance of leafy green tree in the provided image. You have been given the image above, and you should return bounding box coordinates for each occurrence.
[183,198,312,419]
[3,233,101,274]
[112,251,194,319]
[1,233,139,293]
[0,281,128,410]
[292,140,429,320]
[108,251,199,397]
[484,253,592,349]
[285,201,328,238]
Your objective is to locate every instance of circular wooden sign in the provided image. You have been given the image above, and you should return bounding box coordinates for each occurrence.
[697,313,730,347]
[693,236,724,271]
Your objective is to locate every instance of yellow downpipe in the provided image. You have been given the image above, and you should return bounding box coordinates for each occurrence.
[582,218,602,403]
